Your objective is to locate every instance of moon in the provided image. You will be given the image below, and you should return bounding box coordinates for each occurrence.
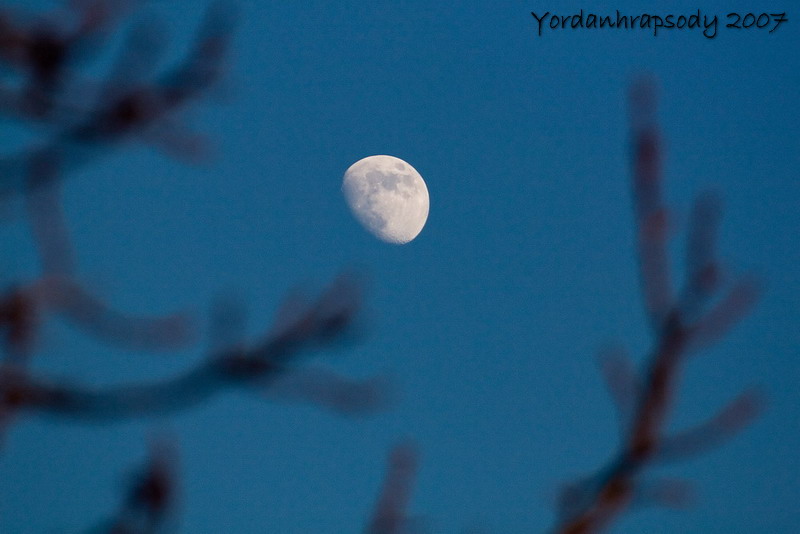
[342,155,429,244]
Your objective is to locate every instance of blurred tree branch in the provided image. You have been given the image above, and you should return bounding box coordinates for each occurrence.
[551,78,763,534]
[0,2,395,531]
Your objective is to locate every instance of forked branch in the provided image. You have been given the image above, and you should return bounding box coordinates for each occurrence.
[552,79,763,534]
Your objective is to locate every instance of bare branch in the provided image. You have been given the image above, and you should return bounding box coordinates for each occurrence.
[0,0,134,121]
[0,0,237,196]
[680,192,722,317]
[88,437,179,534]
[552,78,763,533]
[629,78,673,329]
[264,366,393,416]
[366,442,421,534]
[1,275,364,423]
[655,388,765,463]
[25,179,76,275]
[686,276,762,351]
[597,345,641,432]
[30,276,195,352]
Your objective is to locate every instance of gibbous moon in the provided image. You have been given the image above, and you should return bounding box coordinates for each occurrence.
[342,155,429,244]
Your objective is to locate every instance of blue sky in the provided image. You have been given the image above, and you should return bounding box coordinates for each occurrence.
[0,0,798,532]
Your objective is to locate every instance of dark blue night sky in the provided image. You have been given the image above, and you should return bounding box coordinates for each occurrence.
[0,0,797,532]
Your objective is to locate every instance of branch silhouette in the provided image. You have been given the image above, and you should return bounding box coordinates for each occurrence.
[0,0,233,195]
[87,438,179,534]
[551,79,763,534]
[365,441,421,534]
[0,274,381,424]
[0,2,393,531]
